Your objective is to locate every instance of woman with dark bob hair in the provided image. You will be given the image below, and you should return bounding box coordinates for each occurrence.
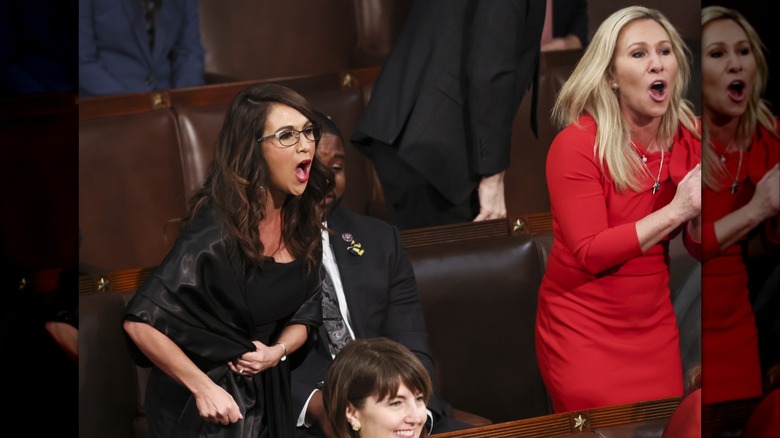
[323,338,432,438]
[123,83,333,437]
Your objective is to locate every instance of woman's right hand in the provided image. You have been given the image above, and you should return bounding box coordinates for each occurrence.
[194,382,244,425]
[748,164,780,221]
[672,163,702,222]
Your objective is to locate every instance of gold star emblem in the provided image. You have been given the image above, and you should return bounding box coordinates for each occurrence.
[98,277,110,292]
[573,414,587,432]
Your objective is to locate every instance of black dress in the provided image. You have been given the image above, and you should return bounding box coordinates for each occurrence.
[124,204,322,438]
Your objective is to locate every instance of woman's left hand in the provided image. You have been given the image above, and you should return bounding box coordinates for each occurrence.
[228,341,283,376]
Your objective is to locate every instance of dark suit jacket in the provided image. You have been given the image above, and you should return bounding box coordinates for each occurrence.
[352,0,545,205]
[78,0,204,97]
[291,207,451,436]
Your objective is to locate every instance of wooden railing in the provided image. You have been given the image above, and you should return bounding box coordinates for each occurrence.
[433,397,681,438]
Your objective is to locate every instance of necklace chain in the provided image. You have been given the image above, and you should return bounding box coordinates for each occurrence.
[719,141,743,194]
[630,139,664,195]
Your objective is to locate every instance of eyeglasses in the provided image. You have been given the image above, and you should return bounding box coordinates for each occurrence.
[257,123,322,148]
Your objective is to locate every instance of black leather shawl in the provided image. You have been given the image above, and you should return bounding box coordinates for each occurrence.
[124,204,322,437]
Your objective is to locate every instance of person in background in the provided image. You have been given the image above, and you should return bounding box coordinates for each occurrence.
[351,0,545,230]
[292,111,468,437]
[540,0,589,52]
[123,83,332,437]
[78,0,205,97]
[700,5,779,405]
[535,6,702,412]
[322,337,432,438]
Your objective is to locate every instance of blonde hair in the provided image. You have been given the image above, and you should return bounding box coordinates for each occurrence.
[552,6,699,192]
[701,6,778,190]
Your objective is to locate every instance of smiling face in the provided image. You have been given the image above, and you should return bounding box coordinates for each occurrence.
[347,383,427,438]
[611,18,678,125]
[315,132,346,216]
[259,103,315,198]
[702,18,756,121]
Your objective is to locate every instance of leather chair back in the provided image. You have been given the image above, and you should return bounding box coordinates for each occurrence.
[407,233,551,423]
[199,0,357,82]
[79,105,186,272]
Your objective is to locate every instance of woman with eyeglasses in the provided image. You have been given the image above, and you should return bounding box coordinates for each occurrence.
[123,83,333,437]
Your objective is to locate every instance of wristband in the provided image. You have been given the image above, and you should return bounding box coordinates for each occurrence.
[277,342,287,361]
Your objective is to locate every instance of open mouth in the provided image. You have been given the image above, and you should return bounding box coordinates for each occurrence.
[295,159,311,183]
[649,81,666,101]
[728,80,746,100]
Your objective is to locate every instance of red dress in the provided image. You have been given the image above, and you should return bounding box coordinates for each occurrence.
[536,114,700,412]
[701,120,780,404]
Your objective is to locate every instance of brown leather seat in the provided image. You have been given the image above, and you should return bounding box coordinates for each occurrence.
[407,231,552,423]
[79,104,187,273]
[79,291,140,438]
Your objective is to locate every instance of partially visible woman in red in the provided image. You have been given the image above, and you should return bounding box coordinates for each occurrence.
[535,6,702,412]
[700,6,780,405]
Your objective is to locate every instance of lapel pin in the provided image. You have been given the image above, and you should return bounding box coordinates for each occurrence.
[347,240,364,256]
[341,232,353,242]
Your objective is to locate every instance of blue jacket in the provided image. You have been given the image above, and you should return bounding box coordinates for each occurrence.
[79,0,204,97]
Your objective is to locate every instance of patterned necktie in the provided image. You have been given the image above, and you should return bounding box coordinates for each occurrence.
[320,266,352,356]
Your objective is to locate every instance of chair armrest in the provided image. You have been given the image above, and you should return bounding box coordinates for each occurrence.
[451,408,492,427]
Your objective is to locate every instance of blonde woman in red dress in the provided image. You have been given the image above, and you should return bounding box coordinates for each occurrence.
[535,6,702,412]
[701,6,780,405]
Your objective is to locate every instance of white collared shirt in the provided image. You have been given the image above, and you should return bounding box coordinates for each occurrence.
[320,224,356,348]
[298,224,432,433]
[297,223,357,428]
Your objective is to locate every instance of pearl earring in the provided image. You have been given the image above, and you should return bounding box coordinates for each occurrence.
[350,420,361,431]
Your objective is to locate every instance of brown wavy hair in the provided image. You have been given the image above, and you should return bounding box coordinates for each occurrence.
[188,83,333,274]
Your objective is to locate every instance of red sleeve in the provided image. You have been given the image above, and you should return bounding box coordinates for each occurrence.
[669,120,702,184]
[748,118,780,183]
[672,123,702,260]
[749,120,780,246]
[683,225,702,261]
[546,119,642,275]
[700,221,720,261]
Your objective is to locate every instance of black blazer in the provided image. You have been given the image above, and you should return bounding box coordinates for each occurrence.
[291,207,451,435]
[352,0,545,205]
